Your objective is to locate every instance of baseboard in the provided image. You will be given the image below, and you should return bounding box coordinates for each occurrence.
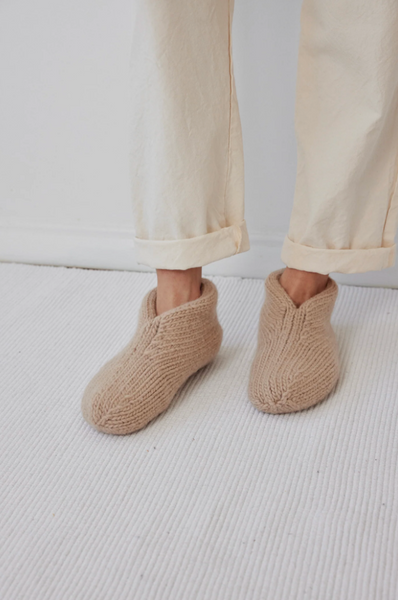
[1,220,398,287]
[0,221,151,272]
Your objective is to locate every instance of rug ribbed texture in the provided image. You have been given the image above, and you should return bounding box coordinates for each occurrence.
[1,263,397,600]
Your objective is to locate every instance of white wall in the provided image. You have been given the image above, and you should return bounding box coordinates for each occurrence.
[1,0,397,287]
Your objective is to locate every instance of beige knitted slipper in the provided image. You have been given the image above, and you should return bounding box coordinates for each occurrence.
[81,279,222,434]
[249,269,340,414]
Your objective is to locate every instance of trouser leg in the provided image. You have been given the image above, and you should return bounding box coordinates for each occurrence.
[282,0,398,274]
[129,0,249,270]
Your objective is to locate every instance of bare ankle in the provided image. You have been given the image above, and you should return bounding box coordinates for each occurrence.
[279,267,329,307]
[156,267,202,315]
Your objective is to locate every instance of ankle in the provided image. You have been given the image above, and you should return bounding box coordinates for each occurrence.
[279,267,329,307]
[156,268,202,315]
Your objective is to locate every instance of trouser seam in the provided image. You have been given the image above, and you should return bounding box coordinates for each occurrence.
[382,93,398,245]
[222,0,233,231]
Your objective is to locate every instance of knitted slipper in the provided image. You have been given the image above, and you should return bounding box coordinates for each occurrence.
[249,269,340,413]
[81,279,222,434]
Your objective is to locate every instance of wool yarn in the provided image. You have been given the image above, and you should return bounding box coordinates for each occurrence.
[81,279,222,434]
[249,269,340,413]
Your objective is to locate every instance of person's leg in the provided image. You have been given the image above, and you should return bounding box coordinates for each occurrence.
[283,0,398,278]
[279,268,328,307]
[82,0,248,434]
[131,0,248,312]
[250,0,398,413]
[156,268,202,315]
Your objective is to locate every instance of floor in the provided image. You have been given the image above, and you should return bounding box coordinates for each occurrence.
[1,263,398,600]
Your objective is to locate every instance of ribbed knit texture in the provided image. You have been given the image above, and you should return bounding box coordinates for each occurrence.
[249,269,340,413]
[81,278,222,434]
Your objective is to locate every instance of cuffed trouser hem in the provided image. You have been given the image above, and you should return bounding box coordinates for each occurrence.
[281,236,396,275]
[134,220,250,270]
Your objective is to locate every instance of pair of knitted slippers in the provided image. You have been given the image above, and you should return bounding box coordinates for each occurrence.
[81,269,340,435]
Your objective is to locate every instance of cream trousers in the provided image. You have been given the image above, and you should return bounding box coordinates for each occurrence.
[129,0,398,274]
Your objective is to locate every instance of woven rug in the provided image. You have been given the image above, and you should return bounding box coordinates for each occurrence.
[1,263,397,599]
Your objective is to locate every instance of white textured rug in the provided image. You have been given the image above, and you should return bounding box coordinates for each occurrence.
[1,263,398,600]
